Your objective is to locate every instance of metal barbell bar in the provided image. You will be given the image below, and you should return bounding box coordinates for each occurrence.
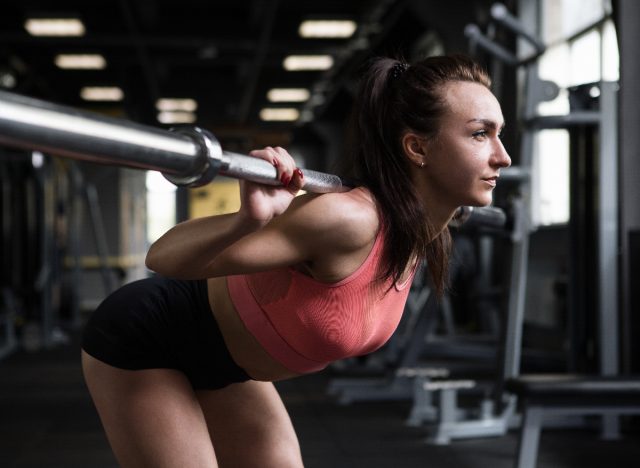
[0,89,349,192]
[0,89,506,228]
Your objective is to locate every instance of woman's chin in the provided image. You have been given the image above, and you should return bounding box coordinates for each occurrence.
[465,194,493,207]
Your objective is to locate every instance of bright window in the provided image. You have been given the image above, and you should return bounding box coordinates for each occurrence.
[532,130,570,225]
[532,0,617,226]
[146,171,176,245]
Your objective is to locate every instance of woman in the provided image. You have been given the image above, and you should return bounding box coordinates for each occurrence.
[81,54,510,467]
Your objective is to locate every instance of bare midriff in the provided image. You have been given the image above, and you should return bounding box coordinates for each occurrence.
[207,276,303,382]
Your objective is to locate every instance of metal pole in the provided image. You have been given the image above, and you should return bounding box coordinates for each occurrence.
[0,90,351,193]
[0,90,199,175]
[598,82,620,439]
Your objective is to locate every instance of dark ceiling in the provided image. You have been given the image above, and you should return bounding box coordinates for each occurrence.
[0,0,500,153]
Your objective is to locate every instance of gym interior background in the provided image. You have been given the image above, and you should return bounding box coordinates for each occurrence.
[1,0,639,467]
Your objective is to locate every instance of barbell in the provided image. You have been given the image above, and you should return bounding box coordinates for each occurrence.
[0,89,349,192]
[0,89,505,227]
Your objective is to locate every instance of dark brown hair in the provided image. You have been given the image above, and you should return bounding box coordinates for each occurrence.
[340,54,492,296]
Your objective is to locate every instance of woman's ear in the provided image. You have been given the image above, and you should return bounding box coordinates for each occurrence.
[401,132,428,168]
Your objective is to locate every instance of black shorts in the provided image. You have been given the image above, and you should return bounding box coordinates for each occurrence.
[81,275,251,390]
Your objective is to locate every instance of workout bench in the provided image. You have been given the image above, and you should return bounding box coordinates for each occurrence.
[505,374,640,468]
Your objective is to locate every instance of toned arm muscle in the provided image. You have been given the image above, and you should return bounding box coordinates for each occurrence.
[145,212,262,279]
[145,191,379,281]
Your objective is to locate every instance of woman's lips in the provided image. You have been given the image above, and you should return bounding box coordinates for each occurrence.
[482,176,498,187]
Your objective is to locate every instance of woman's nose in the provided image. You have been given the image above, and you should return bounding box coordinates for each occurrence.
[493,139,511,168]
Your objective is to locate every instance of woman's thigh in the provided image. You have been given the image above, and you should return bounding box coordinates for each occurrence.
[196,380,303,468]
[82,351,218,468]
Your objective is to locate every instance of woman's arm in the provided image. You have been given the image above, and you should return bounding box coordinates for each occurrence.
[146,146,302,279]
[145,211,262,279]
[146,189,379,281]
[145,146,379,281]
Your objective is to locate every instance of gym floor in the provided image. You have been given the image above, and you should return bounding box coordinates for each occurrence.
[0,333,638,468]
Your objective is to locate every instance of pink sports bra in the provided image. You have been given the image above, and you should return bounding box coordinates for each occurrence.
[226,226,415,374]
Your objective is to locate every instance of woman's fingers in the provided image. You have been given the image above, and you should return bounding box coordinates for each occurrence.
[250,146,300,190]
[288,168,304,192]
[272,146,295,188]
[240,146,303,221]
[248,148,276,170]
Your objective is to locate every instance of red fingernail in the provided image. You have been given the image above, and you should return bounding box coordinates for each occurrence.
[280,174,291,186]
[295,168,304,178]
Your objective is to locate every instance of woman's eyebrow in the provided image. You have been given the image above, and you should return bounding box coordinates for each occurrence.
[467,118,506,130]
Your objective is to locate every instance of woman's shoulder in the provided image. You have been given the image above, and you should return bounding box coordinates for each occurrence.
[308,187,378,226]
[313,186,375,211]
[291,187,380,249]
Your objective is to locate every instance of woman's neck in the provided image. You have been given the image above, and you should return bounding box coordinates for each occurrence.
[410,171,457,234]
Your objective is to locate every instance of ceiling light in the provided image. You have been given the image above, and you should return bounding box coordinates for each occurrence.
[80,86,124,101]
[55,54,106,69]
[283,55,333,71]
[24,18,85,37]
[267,88,310,103]
[156,98,198,112]
[157,111,197,124]
[259,108,300,121]
[298,20,357,38]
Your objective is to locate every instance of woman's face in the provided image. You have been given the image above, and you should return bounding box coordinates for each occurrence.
[422,81,511,210]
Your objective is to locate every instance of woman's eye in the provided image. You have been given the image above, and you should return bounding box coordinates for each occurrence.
[472,130,487,139]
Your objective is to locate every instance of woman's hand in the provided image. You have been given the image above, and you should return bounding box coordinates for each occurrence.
[239,146,304,225]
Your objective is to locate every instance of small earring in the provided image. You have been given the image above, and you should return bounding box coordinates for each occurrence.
[419,161,425,168]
